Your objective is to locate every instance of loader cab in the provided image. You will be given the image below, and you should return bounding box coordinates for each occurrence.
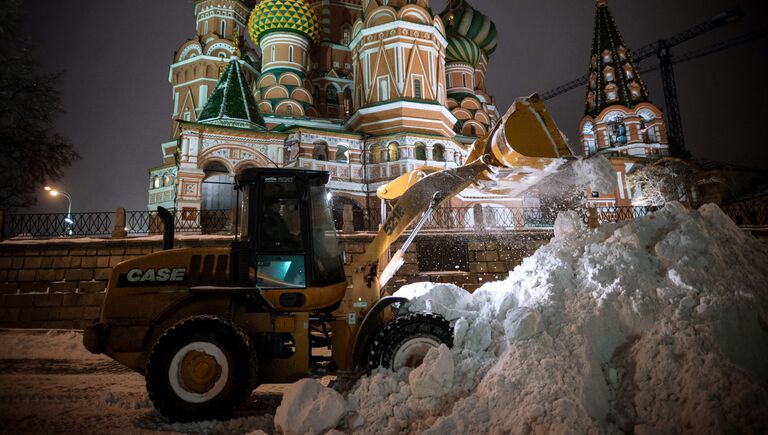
[235,168,346,309]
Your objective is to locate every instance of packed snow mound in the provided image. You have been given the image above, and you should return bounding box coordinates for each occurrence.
[274,379,346,435]
[279,203,768,434]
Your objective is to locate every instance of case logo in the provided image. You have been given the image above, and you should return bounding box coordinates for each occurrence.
[116,268,186,287]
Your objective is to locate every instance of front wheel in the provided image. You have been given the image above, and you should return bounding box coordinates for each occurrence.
[145,315,257,422]
[367,312,453,372]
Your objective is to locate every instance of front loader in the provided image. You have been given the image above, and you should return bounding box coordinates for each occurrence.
[83,94,573,422]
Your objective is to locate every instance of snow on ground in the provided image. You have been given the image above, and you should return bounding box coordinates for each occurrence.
[2,202,766,434]
[0,330,280,434]
[282,203,768,434]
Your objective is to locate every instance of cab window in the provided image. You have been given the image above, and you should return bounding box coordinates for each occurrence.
[258,177,304,250]
[256,255,306,289]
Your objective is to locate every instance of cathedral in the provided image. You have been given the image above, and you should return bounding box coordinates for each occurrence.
[579,0,670,206]
[147,0,505,227]
[147,0,672,218]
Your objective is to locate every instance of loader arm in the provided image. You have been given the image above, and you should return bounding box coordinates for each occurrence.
[345,94,574,309]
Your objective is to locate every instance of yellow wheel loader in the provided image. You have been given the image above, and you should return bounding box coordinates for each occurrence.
[83,95,573,422]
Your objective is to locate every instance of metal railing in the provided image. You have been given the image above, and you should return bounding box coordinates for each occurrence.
[2,211,114,239]
[584,205,660,224]
[125,209,234,235]
[3,203,756,240]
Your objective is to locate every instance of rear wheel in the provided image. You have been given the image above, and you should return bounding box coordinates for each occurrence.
[145,315,257,422]
[367,312,453,372]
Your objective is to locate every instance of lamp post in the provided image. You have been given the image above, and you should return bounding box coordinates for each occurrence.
[44,186,74,235]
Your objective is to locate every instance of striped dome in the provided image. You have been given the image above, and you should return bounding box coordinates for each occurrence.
[440,0,498,56]
[446,34,482,67]
[248,0,320,46]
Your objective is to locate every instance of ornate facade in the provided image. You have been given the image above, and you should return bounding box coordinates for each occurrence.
[579,0,671,206]
[148,0,516,224]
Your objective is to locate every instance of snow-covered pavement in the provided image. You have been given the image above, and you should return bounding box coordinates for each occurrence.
[0,330,279,434]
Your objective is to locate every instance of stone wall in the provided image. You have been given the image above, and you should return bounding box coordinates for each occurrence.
[0,230,552,329]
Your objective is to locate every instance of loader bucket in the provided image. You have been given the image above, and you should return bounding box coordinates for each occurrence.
[467,94,573,169]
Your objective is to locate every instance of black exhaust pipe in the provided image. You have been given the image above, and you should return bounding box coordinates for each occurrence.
[158,206,174,250]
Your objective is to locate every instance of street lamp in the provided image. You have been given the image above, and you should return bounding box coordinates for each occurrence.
[44,186,74,234]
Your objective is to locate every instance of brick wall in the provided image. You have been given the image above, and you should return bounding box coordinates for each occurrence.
[0,230,552,329]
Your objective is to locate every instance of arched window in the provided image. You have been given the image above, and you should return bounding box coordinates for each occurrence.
[470,125,476,136]
[369,144,381,163]
[605,84,618,102]
[624,64,634,79]
[152,176,161,189]
[336,145,349,163]
[163,175,171,186]
[603,66,615,82]
[602,49,612,63]
[587,92,596,110]
[617,46,628,61]
[271,46,276,63]
[313,142,328,161]
[414,142,427,160]
[433,144,445,162]
[608,117,628,146]
[286,105,293,115]
[326,86,338,105]
[387,142,399,162]
[289,46,294,63]
[202,161,235,212]
[342,25,351,46]
[414,79,422,99]
[343,88,353,115]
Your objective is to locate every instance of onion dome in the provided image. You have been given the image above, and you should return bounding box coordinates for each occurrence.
[440,0,498,56]
[247,0,320,46]
[446,34,482,67]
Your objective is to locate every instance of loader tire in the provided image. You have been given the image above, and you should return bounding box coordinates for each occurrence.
[367,312,453,372]
[145,315,257,422]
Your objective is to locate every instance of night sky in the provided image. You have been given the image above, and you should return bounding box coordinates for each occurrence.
[22,0,768,213]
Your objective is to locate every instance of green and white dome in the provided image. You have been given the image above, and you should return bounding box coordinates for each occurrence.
[446,34,482,66]
[248,0,320,45]
[440,0,498,56]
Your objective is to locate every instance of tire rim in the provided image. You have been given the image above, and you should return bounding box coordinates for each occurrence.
[168,341,229,403]
[392,336,440,371]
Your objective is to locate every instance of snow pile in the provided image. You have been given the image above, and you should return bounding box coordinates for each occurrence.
[567,155,617,193]
[282,202,768,434]
[274,379,346,435]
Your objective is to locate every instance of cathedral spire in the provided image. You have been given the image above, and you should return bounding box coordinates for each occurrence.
[585,0,650,116]
[198,60,265,130]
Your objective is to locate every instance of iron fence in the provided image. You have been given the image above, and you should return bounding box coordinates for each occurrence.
[348,207,383,232]
[583,205,660,224]
[125,209,234,235]
[2,211,114,239]
[3,203,759,240]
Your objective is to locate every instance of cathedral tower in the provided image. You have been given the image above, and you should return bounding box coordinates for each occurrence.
[346,0,456,137]
[307,1,363,119]
[150,0,259,211]
[248,0,321,119]
[579,0,668,159]
[169,0,259,142]
[440,0,500,137]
